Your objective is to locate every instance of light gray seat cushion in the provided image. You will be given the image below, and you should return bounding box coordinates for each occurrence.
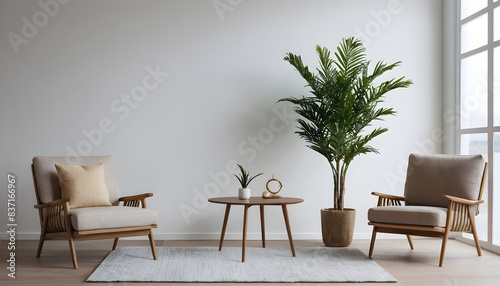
[69,206,157,231]
[368,206,448,227]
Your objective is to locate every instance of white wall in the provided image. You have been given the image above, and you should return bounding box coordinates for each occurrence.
[0,0,443,240]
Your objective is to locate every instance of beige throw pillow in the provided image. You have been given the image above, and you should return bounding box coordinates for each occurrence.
[55,163,112,209]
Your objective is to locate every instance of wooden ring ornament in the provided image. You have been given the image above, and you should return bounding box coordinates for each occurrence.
[266,175,282,195]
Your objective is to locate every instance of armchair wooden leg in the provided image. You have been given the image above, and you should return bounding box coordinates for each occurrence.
[112,238,119,250]
[369,227,377,258]
[36,232,46,258]
[406,235,414,250]
[148,229,158,260]
[471,228,483,257]
[68,235,78,269]
[37,219,49,257]
[61,201,78,268]
[439,201,456,267]
[468,207,482,257]
[439,229,451,267]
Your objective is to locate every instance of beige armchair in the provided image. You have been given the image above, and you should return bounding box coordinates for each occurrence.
[368,153,487,267]
[31,156,158,269]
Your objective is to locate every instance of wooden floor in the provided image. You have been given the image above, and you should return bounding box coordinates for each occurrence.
[1,238,499,285]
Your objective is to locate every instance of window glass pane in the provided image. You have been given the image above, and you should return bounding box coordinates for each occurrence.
[495,47,500,126]
[494,133,500,245]
[461,13,488,54]
[461,133,488,242]
[495,7,500,41]
[461,0,488,19]
[461,133,488,155]
[461,51,488,128]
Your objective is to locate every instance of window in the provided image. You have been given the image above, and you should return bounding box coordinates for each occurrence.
[459,0,500,246]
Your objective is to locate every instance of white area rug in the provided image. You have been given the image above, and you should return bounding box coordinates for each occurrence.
[87,247,396,283]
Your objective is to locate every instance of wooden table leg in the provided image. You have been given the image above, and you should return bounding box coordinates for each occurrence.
[260,205,266,248]
[218,204,231,251]
[242,205,250,262]
[282,205,296,257]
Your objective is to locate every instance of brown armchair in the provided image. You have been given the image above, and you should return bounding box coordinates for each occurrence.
[32,156,158,269]
[368,153,487,267]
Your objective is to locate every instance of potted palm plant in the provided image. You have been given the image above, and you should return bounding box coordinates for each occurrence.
[279,37,412,246]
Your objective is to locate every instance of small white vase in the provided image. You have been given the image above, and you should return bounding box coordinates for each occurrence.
[238,188,251,200]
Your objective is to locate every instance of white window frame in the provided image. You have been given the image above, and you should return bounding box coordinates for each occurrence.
[453,0,500,254]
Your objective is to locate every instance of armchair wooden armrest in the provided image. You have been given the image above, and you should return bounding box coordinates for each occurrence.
[34,197,70,233]
[371,192,405,207]
[444,195,484,205]
[371,192,405,201]
[34,197,70,209]
[119,193,153,201]
[119,193,153,208]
